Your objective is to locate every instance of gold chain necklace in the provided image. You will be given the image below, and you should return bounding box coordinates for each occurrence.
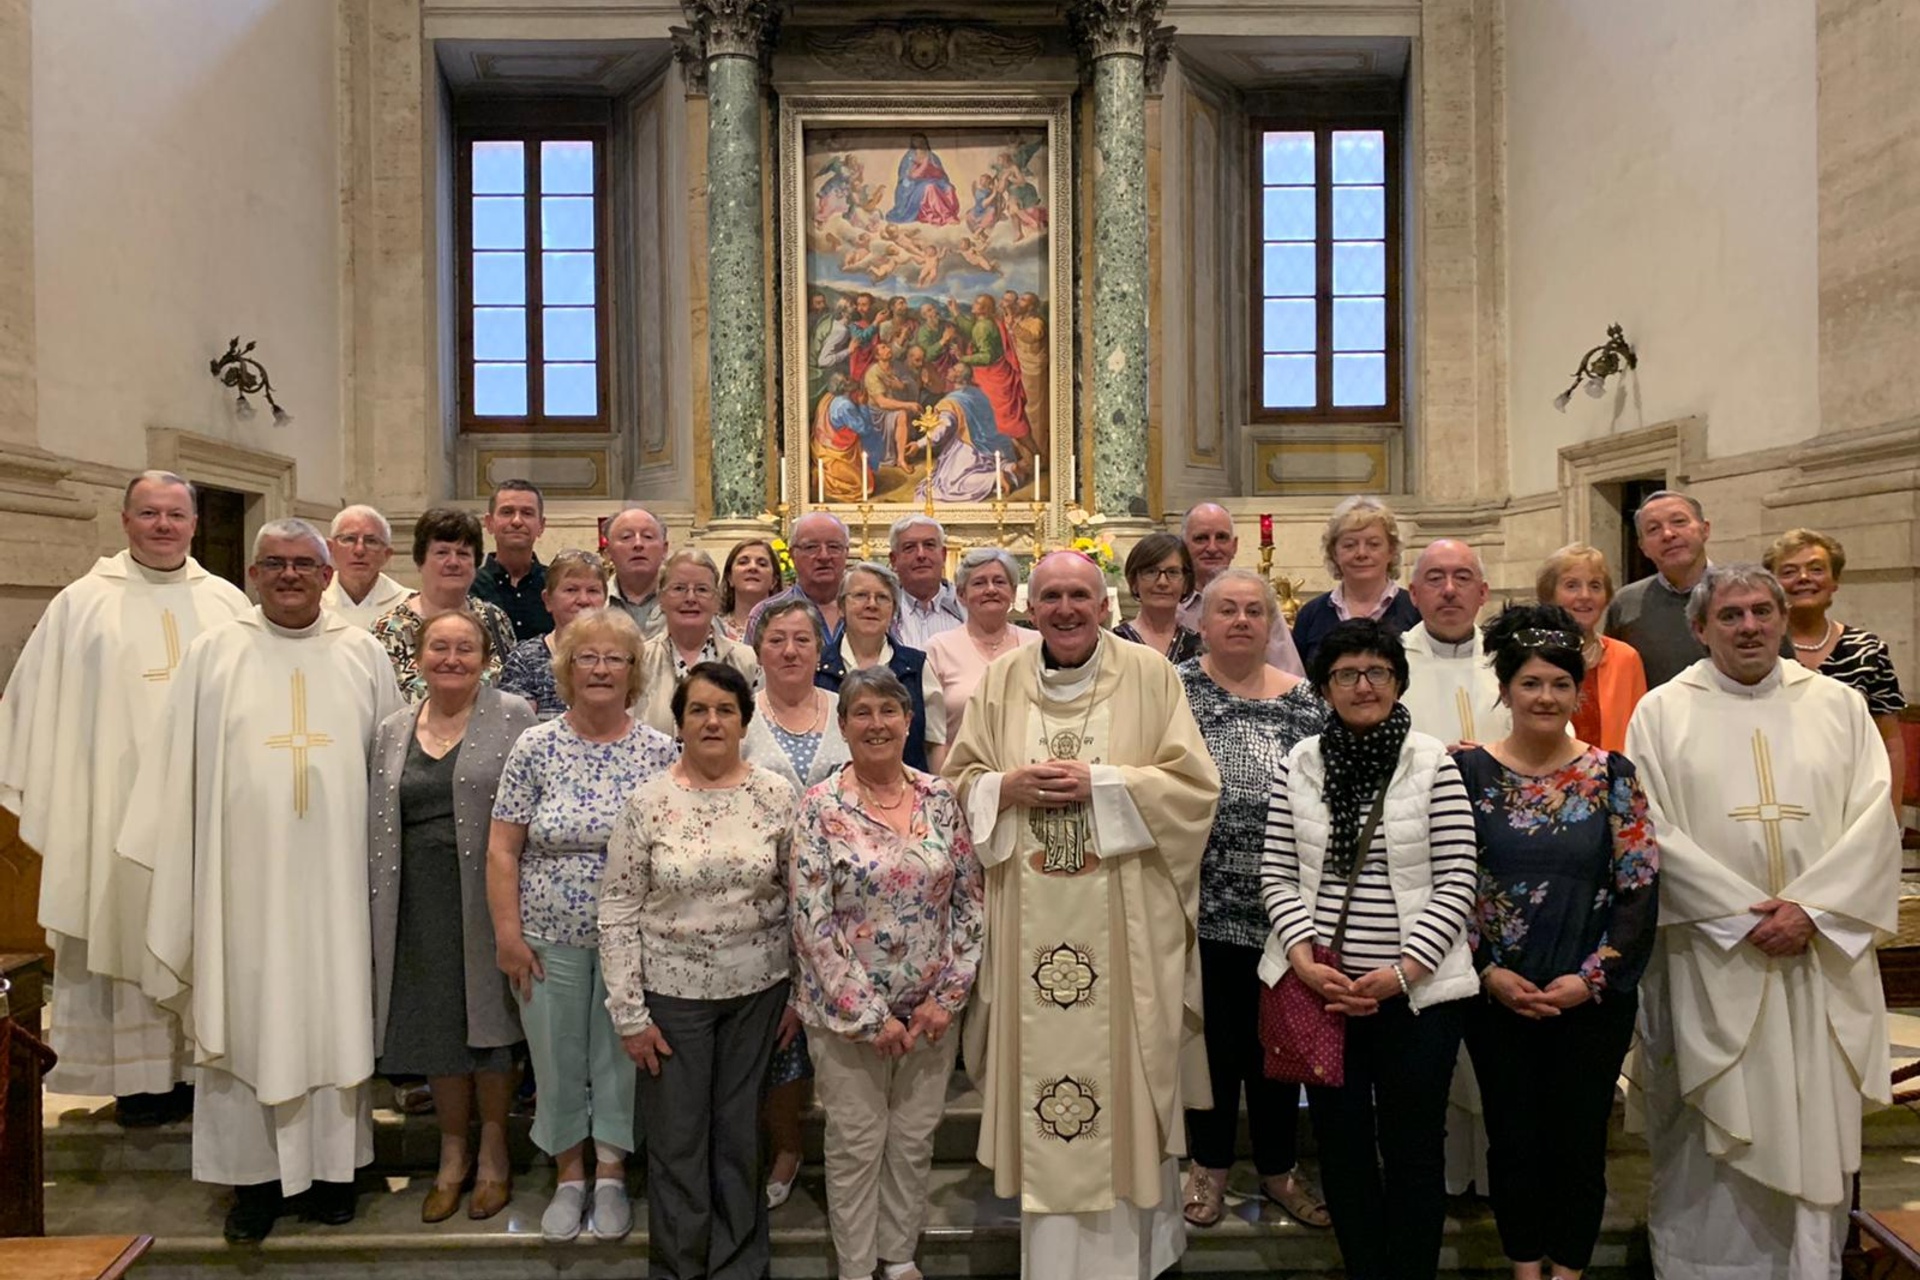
[1034,647,1100,760]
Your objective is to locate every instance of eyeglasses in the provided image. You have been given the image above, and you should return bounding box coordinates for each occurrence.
[1329,666,1397,689]
[1142,566,1185,583]
[792,541,848,556]
[663,584,716,600]
[571,653,635,669]
[256,557,326,576]
[846,591,892,607]
[332,534,387,549]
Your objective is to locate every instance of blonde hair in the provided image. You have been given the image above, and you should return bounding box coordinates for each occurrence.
[1762,528,1847,579]
[1320,495,1402,582]
[551,607,648,709]
[1534,543,1616,607]
[544,548,611,596]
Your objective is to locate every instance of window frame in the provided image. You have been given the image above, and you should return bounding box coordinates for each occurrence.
[1247,111,1404,425]
[456,119,613,433]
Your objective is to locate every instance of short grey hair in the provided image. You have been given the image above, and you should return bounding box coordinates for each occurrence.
[836,666,915,724]
[607,505,667,542]
[1686,563,1786,629]
[792,510,851,543]
[252,517,331,566]
[955,546,1021,595]
[888,514,946,551]
[840,561,903,616]
[1412,538,1487,581]
[1197,566,1280,625]
[124,470,196,511]
[1633,489,1706,532]
[1179,502,1233,540]
[749,595,829,651]
[329,503,392,544]
[659,546,720,585]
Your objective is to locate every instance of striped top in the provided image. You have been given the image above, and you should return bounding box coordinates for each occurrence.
[1819,626,1906,718]
[1261,752,1479,978]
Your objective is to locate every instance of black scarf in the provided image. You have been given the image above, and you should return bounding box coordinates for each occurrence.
[1319,701,1411,877]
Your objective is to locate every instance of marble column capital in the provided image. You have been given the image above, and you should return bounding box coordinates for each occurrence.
[1143,24,1176,95]
[1067,0,1167,63]
[669,25,709,96]
[678,0,781,63]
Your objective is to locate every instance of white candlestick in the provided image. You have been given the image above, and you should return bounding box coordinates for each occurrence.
[780,460,789,507]
[862,461,870,502]
[1068,454,1077,505]
[1035,451,1044,500]
[996,456,1005,500]
[817,458,826,503]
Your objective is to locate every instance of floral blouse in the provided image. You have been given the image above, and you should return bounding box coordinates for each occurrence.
[1459,746,1659,999]
[498,636,562,718]
[371,593,518,703]
[790,769,985,1040]
[491,716,679,948]
[599,766,797,1035]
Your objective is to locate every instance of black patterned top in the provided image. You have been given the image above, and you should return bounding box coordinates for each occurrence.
[1178,659,1328,948]
[1819,625,1906,718]
[1117,621,1203,665]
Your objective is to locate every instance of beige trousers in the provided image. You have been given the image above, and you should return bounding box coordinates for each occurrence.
[809,1026,959,1279]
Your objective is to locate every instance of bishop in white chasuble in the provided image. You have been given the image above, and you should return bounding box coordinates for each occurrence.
[122,580,402,1194]
[945,553,1219,1280]
[1628,651,1898,1280]
[0,489,249,1098]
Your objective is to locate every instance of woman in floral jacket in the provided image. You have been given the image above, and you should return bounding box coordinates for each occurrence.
[790,666,984,1280]
[1458,604,1659,1280]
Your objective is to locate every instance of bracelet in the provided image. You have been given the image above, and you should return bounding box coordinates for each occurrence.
[1392,962,1411,998]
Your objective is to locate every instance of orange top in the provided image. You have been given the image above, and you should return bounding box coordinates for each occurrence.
[1573,635,1648,754]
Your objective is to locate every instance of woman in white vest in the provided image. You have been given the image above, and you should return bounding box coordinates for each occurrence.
[1260,618,1480,1280]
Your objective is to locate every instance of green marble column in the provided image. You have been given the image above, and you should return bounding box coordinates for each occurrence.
[1072,0,1165,522]
[685,1,778,520]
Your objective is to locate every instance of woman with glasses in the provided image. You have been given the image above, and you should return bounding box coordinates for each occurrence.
[487,608,678,1243]
[372,508,518,702]
[1261,618,1480,1280]
[720,539,785,643]
[638,549,761,735]
[500,549,611,719]
[1114,532,1202,663]
[816,562,946,773]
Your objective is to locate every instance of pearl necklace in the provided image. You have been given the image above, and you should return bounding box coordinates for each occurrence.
[1792,619,1839,652]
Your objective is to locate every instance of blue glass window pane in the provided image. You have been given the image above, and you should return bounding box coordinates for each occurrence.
[1333,353,1386,407]
[541,140,594,195]
[472,197,524,250]
[472,141,524,195]
[1332,241,1385,295]
[1262,355,1315,409]
[1261,131,1314,185]
[544,363,597,416]
[1332,131,1385,185]
[1262,299,1315,354]
[541,197,594,250]
[543,253,595,305]
[543,307,596,362]
[1263,243,1314,298]
[474,363,527,416]
[473,307,525,361]
[1333,186,1385,240]
[1333,297,1385,352]
[472,253,526,305]
[1262,187,1314,242]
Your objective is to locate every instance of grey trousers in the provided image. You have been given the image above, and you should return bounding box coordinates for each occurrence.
[634,981,786,1280]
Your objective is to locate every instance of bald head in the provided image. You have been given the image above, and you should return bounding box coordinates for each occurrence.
[1030,551,1108,666]
[1181,503,1238,584]
[1409,539,1489,643]
[606,507,668,597]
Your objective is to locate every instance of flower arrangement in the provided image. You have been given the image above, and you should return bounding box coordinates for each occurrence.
[1070,533,1120,580]
[769,537,797,583]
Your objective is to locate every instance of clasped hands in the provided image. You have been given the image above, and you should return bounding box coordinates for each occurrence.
[865,997,951,1060]
[1000,759,1093,811]
[1745,898,1815,957]
[1289,944,1430,1017]
[1481,969,1593,1019]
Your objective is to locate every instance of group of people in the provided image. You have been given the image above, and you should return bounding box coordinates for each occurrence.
[0,471,1906,1280]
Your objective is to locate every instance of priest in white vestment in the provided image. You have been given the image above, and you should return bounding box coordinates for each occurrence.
[1626,565,1899,1280]
[120,519,403,1242]
[319,504,409,628]
[0,472,248,1120]
[944,552,1221,1280]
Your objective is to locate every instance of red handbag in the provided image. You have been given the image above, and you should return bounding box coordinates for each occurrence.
[1259,785,1389,1088]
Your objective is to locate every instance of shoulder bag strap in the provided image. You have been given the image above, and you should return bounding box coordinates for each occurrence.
[1327,781,1392,958]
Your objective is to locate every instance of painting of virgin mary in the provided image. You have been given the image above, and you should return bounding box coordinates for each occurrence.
[884,133,960,226]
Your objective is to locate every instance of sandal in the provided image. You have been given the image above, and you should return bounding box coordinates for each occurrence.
[1262,1168,1331,1228]
[1182,1163,1227,1228]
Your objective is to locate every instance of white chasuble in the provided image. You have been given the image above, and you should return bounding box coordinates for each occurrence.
[0,552,247,1094]
[1399,623,1509,747]
[1627,659,1898,1280]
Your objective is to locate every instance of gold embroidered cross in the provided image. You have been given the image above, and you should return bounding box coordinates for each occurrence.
[142,611,182,682]
[265,669,333,818]
[1727,730,1809,893]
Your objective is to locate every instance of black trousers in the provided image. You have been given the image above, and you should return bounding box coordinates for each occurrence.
[1185,938,1302,1175]
[633,981,786,1280]
[1307,995,1467,1280]
[1466,990,1637,1271]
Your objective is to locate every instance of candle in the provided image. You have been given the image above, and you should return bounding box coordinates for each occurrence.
[861,461,870,502]
[1035,451,1043,500]
[816,458,826,502]
[1260,513,1274,548]
[996,455,1005,500]
[1068,454,1077,504]
[780,460,789,508]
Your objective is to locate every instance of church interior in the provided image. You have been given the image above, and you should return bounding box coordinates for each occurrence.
[1,0,1918,1276]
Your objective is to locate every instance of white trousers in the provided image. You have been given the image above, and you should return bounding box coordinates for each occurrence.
[1020,1159,1185,1280]
[46,938,188,1096]
[191,1067,372,1196]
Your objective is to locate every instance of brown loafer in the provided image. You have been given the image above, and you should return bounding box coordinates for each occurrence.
[468,1178,511,1221]
[421,1182,464,1223]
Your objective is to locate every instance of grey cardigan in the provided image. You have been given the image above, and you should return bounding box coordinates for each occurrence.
[368,685,535,1054]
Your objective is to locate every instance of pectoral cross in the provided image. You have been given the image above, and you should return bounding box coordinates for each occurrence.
[265,669,333,818]
[1454,686,1477,742]
[1727,730,1809,894]
[142,611,182,682]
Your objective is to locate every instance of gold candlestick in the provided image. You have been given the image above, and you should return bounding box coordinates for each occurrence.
[913,404,941,519]
[856,502,875,560]
[773,501,790,544]
[990,498,1009,550]
[1029,501,1046,556]
[1259,543,1307,626]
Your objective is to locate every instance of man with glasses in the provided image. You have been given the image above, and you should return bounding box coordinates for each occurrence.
[0,471,249,1128]
[1177,503,1304,675]
[321,504,409,629]
[472,479,553,640]
[749,510,852,636]
[122,518,403,1242]
[604,506,670,639]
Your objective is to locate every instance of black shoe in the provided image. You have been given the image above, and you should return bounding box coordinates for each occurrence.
[113,1091,173,1129]
[299,1180,359,1226]
[164,1081,195,1124]
[223,1182,284,1244]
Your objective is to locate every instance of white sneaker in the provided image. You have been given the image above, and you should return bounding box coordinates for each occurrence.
[590,1180,633,1242]
[540,1182,587,1242]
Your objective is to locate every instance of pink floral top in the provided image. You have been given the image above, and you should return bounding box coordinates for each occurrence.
[790,769,985,1040]
[599,765,796,1035]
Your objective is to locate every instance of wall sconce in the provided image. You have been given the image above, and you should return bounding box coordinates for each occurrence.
[209,337,291,425]
[1552,323,1637,411]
